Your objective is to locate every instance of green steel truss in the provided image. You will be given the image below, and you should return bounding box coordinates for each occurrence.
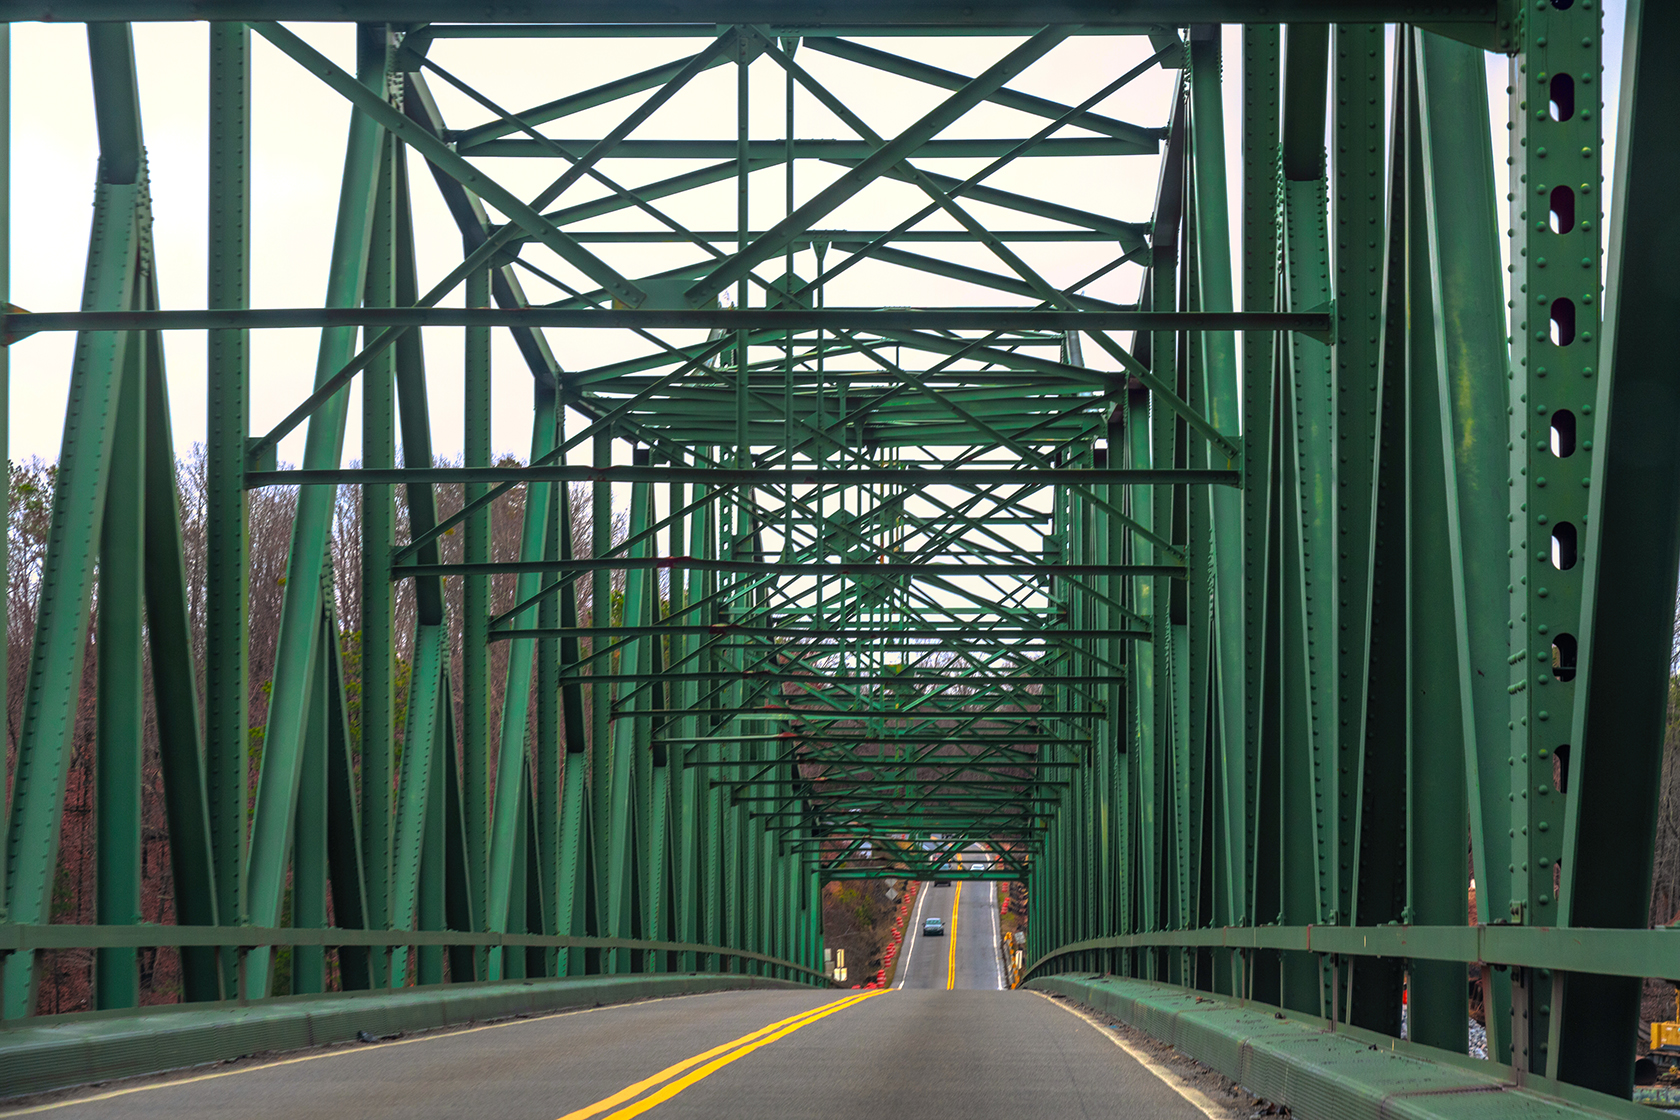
[0,0,1676,1105]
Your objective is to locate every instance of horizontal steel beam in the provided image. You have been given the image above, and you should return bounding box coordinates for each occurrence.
[552,229,1127,244]
[633,708,1102,719]
[411,22,1154,38]
[399,558,1185,578]
[250,465,1238,487]
[0,307,1329,341]
[0,923,825,981]
[457,137,1149,158]
[492,625,1148,639]
[821,870,1019,879]
[0,2,1499,24]
[573,671,1115,683]
[1024,924,1680,984]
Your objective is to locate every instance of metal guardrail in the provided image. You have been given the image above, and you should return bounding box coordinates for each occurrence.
[0,922,830,1002]
[1021,923,1680,986]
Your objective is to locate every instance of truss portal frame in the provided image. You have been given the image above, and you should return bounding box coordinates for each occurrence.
[0,0,1676,1106]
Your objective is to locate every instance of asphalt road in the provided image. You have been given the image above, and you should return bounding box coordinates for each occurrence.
[12,987,1209,1120]
[896,878,1006,990]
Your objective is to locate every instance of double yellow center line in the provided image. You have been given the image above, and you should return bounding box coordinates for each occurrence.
[945,880,963,990]
[556,990,888,1120]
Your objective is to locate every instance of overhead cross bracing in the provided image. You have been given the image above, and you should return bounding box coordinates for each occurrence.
[5,0,1680,1116]
[0,13,1203,1016]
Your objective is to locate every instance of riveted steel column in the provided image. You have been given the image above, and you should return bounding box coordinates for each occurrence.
[1,21,142,1016]
[669,459,700,972]
[486,386,558,976]
[1241,23,1283,1009]
[85,21,150,1016]
[610,460,653,962]
[1331,21,1385,1032]
[1187,33,1246,953]
[323,614,372,991]
[1401,45,1468,1052]
[204,22,249,998]
[535,438,562,977]
[290,606,330,995]
[359,129,398,990]
[414,663,447,985]
[1549,0,1680,1096]
[1349,37,1409,1040]
[593,431,631,972]
[554,405,590,977]
[1414,26,1511,1059]
[696,476,723,972]
[461,257,491,978]
[94,256,145,1011]
[1506,0,1601,1077]
[243,23,386,999]
[1277,21,1333,1015]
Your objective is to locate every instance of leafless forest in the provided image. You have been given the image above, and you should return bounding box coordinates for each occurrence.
[5,450,1680,1016]
[2,448,620,1011]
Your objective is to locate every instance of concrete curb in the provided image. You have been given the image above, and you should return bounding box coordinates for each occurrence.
[0,972,808,1100]
[1028,974,1649,1120]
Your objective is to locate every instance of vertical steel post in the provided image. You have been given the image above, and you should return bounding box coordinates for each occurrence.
[461,260,491,976]
[1349,36,1410,1040]
[291,608,331,995]
[1330,22,1385,1030]
[1552,0,1680,1096]
[1186,29,1247,942]
[1277,22,1335,1016]
[242,23,386,998]
[94,285,145,1011]
[592,431,627,971]
[1401,45,1468,1051]
[1413,27,1512,1058]
[1,21,143,1017]
[1506,0,1601,1076]
[204,24,250,983]
[360,132,398,989]
[1240,22,1282,1009]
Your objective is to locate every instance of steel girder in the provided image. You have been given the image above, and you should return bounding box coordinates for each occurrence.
[1020,3,1680,1109]
[0,4,1673,1108]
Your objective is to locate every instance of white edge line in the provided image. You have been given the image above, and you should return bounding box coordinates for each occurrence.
[0,989,764,1117]
[988,879,1004,990]
[894,882,931,990]
[1028,990,1227,1120]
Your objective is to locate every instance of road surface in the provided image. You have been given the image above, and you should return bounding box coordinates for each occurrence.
[11,886,1209,1120]
[895,878,1006,990]
[11,987,1209,1120]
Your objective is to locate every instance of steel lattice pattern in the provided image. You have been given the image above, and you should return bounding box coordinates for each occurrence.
[0,0,1676,1105]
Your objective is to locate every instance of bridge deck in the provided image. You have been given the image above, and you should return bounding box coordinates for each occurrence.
[12,913,1206,1120]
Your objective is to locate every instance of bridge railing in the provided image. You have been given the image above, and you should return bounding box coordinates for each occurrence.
[1020,923,1680,986]
[0,923,829,1016]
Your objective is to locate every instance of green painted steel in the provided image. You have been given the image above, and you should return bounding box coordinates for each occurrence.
[0,972,814,1099]
[1031,974,1651,1120]
[1,6,1675,1109]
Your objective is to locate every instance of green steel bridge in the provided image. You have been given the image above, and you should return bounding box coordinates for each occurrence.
[1,1,1678,1116]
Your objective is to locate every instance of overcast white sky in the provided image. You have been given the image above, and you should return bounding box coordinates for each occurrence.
[1,11,1626,469]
